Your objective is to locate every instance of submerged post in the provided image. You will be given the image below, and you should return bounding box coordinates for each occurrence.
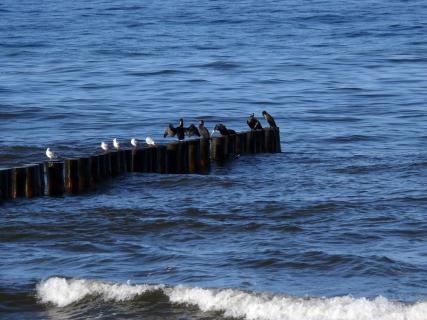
[45,161,64,196]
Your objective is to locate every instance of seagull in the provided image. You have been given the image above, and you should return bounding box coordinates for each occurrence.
[131,138,139,148]
[247,113,263,130]
[262,110,277,128]
[112,138,120,150]
[212,124,236,136]
[145,136,155,146]
[45,148,57,160]
[198,120,210,139]
[101,141,109,152]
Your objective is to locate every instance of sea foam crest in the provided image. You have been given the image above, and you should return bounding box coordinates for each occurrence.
[37,277,427,320]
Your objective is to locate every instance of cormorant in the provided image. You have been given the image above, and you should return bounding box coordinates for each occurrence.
[198,120,210,139]
[262,110,277,128]
[186,124,200,137]
[213,124,236,136]
[247,113,263,130]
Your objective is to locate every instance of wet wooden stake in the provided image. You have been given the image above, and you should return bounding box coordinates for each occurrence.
[148,146,158,173]
[199,138,211,173]
[235,132,245,154]
[264,128,275,153]
[211,136,226,161]
[45,161,64,196]
[124,149,132,172]
[175,141,187,173]
[156,145,168,173]
[188,140,201,173]
[275,127,282,152]
[11,166,27,199]
[65,159,79,194]
[245,131,256,154]
[131,149,145,172]
[98,154,108,180]
[166,142,178,174]
[119,150,127,173]
[78,157,92,192]
[256,129,266,153]
[25,164,40,198]
[110,151,120,176]
[38,162,45,195]
[228,134,236,157]
[0,168,12,200]
[90,155,101,184]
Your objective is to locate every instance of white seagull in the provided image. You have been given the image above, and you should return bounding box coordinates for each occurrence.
[113,138,120,150]
[131,138,139,148]
[45,148,57,160]
[101,141,109,152]
[145,136,155,146]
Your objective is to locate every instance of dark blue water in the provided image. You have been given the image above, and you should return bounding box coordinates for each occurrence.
[1,0,427,319]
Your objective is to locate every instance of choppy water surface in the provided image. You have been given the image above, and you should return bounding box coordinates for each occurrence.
[1,0,427,319]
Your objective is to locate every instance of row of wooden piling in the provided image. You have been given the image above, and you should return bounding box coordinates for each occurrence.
[0,128,280,201]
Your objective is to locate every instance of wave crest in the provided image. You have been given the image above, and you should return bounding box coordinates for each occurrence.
[37,277,427,320]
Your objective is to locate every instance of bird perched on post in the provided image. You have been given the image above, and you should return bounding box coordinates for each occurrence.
[101,141,109,152]
[112,138,120,150]
[247,113,263,130]
[145,136,155,146]
[186,124,200,137]
[163,119,192,141]
[198,120,210,139]
[45,148,57,160]
[212,124,236,136]
[262,110,277,128]
[131,138,139,148]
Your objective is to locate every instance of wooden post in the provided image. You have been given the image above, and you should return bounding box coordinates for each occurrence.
[166,142,178,174]
[146,147,157,172]
[78,157,92,192]
[11,166,27,199]
[275,127,282,152]
[211,136,226,161]
[90,155,101,183]
[256,129,265,153]
[156,145,168,173]
[200,138,210,173]
[45,161,64,196]
[235,132,244,154]
[245,131,256,154]
[38,162,45,195]
[264,128,275,153]
[131,148,146,172]
[177,141,189,173]
[0,168,12,200]
[188,140,201,173]
[98,154,108,179]
[25,164,41,198]
[125,149,132,172]
[65,159,79,194]
[228,134,236,157]
[110,151,120,176]
[119,150,127,173]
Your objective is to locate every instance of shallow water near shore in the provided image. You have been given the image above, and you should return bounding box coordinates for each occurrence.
[1,0,427,319]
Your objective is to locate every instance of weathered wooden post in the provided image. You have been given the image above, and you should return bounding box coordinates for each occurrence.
[235,132,245,154]
[146,147,157,172]
[274,127,282,152]
[166,142,178,174]
[78,157,92,192]
[11,166,27,199]
[156,145,168,173]
[25,164,41,198]
[45,161,64,196]
[131,148,145,172]
[264,128,275,153]
[211,136,227,161]
[255,129,265,153]
[199,138,210,173]
[177,141,189,173]
[90,155,101,183]
[65,158,79,194]
[119,150,127,173]
[188,139,201,173]
[125,149,132,172]
[38,162,45,195]
[227,134,236,157]
[0,168,12,200]
[245,130,256,154]
[98,154,108,179]
[110,151,120,176]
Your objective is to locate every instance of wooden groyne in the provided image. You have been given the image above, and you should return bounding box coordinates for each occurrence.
[0,128,281,201]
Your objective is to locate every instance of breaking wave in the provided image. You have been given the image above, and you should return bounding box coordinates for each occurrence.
[37,277,427,320]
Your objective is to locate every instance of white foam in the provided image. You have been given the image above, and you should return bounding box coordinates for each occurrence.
[37,277,427,320]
